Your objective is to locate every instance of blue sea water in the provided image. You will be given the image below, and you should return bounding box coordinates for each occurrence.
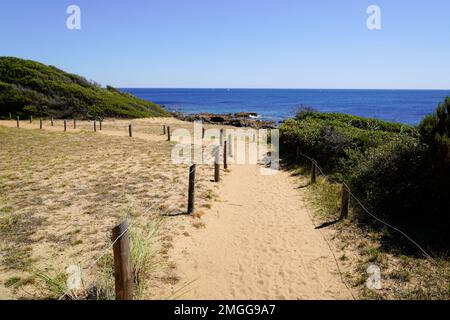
[122,88,450,126]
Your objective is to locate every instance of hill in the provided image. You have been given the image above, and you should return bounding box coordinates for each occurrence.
[0,57,169,119]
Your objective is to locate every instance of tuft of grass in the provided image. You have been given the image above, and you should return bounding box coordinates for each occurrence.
[4,276,35,290]
[192,210,205,219]
[0,206,13,213]
[192,221,206,229]
[33,269,74,300]
[202,190,215,201]
[0,214,16,230]
[130,226,159,298]
[3,247,33,270]
[4,277,22,288]
[363,247,386,265]
[390,269,411,282]
[310,177,341,218]
[339,253,349,261]
[71,239,83,246]
[202,203,212,209]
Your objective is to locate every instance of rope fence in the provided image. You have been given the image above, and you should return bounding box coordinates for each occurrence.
[296,148,434,261]
[9,116,439,299]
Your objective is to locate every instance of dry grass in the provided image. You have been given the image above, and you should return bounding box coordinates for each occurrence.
[0,120,222,299]
[294,167,450,300]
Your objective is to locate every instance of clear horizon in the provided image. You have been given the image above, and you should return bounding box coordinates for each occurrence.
[1,0,450,89]
[119,87,450,91]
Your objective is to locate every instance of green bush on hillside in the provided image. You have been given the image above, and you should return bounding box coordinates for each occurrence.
[348,138,429,217]
[280,111,417,176]
[419,97,450,163]
[281,102,450,248]
[0,57,169,119]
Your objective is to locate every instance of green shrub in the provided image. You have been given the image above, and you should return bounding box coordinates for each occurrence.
[281,104,450,252]
[0,57,170,119]
[419,97,450,163]
[279,113,416,175]
[348,138,429,218]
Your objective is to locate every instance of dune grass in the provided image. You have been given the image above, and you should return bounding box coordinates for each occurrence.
[0,123,216,299]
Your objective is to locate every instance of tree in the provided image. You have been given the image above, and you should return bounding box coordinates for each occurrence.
[419,97,450,162]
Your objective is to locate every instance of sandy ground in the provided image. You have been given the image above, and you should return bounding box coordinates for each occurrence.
[0,118,219,299]
[169,164,352,299]
[0,118,352,300]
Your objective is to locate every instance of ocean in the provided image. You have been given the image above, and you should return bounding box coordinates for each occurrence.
[122,88,450,126]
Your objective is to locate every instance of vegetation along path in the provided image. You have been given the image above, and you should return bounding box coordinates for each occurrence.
[171,164,353,299]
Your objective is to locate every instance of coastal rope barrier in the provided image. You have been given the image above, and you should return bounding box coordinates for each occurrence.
[14,118,433,297]
[56,164,201,300]
[84,164,198,270]
[297,151,435,262]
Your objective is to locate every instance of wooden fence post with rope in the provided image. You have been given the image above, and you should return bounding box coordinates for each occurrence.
[311,160,317,184]
[111,220,133,300]
[224,141,228,170]
[214,146,220,182]
[187,164,196,214]
[340,184,350,220]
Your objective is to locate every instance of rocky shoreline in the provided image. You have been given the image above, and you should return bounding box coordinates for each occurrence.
[171,111,276,129]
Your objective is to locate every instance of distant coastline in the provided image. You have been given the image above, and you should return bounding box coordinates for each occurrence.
[123,88,450,126]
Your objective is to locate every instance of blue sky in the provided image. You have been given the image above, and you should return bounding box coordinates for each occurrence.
[1,0,449,89]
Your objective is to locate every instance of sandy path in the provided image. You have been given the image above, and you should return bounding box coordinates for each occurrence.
[1,119,351,299]
[172,164,352,300]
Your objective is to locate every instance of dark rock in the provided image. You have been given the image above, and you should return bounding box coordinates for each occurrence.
[171,112,276,129]
[234,112,258,118]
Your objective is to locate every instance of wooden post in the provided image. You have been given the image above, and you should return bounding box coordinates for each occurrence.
[224,141,228,170]
[340,184,350,220]
[202,127,205,139]
[16,116,19,128]
[73,118,76,129]
[163,125,166,135]
[111,220,133,300]
[214,146,220,182]
[64,120,67,132]
[220,129,224,146]
[129,124,132,137]
[9,112,12,120]
[39,118,43,129]
[94,120,97,132]
[100,120,102,131]
[167,126,171,141]
[187,164,196,214]
[30,116,33,124]
[51,117,54,126]
[311,160,317,184]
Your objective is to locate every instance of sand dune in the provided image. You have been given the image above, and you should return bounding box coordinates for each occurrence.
[1,118,352,300]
